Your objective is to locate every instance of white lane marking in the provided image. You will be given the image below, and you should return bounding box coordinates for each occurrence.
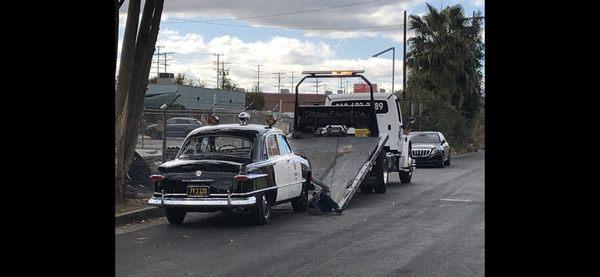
[439,198,473,202]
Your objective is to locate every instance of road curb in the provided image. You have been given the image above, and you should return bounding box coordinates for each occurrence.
[453,150,484,158]
[115,206,164,226]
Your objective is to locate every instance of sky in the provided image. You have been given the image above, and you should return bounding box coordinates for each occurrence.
[118,0,485,94]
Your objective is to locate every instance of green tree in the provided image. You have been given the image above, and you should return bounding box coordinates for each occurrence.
[406,3,484,150]
[175,73,186,85]
[222,75,243,91]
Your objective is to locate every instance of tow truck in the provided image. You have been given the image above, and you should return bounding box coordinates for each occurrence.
[288,70,415,210]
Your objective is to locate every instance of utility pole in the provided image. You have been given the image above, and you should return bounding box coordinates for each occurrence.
[290,72,295,93]
[255,65,262,92]
[315,78,322,94]
[155,45,162,78]
[213,53,223,89]
[403,10,407,99]
[272,72,285,93]
[158,52,173,73]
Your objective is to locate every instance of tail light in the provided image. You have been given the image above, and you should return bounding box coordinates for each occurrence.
[234,175,249,182]
[149,174,165,182]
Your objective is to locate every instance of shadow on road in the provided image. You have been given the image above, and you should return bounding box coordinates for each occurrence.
[166,209,301,229]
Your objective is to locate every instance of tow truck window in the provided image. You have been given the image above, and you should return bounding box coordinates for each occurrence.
[178,135,252,159]
[266,135,280,157]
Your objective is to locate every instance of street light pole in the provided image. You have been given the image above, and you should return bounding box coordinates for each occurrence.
[373,47,395,94]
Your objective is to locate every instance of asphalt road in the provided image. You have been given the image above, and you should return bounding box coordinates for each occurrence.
[116,151,485,277]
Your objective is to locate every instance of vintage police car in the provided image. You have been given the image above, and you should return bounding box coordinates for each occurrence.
[148,112,311,225]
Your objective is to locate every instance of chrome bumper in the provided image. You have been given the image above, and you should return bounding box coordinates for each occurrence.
[148,195,257,207]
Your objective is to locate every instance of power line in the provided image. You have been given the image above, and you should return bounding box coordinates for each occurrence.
[164,18,404,31]
[167,0,387,23]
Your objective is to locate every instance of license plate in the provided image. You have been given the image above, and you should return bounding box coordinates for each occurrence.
[187,186,209,197]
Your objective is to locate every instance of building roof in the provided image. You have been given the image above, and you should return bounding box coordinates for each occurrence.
[145,84,246,111]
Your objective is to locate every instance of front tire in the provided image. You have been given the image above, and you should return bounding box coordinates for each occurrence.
[437,156,445,168]
[291,182,309,212]
[399,169,412,183]
[444,155,451,166]
[165,208,186,225]
[253,193,271,225]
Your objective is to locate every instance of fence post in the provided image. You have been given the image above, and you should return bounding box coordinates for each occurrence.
[162,109,167,162]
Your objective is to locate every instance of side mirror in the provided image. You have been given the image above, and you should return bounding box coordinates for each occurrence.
[441,140,445,144]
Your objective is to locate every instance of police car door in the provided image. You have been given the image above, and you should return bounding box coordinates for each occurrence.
[265,134,293,202]
[277,134,302,199]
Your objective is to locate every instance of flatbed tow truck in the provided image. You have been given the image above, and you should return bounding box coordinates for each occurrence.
[287,70,415,210]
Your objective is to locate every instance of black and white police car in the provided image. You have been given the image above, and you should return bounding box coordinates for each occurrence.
[148,112,312,225]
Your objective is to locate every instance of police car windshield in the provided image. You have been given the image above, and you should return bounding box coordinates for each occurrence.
[410,133,440,143]
[178,135,252,159]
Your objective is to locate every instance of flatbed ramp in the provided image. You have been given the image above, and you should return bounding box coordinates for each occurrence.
[288,135,387,209]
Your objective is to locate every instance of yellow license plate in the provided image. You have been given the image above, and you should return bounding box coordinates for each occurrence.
[187,186,209,197]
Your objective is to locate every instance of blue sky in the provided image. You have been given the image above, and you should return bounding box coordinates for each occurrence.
[118,0,485,93]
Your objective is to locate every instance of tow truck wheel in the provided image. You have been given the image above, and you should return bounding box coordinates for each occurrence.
[360,182,374,193]
[291,182,309,212]
[399,169,412,183]
[373,153,387,193]
[253,193,271,225]
[165,208,186,225]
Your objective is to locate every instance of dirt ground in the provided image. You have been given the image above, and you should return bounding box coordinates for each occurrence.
[115,198,151,215]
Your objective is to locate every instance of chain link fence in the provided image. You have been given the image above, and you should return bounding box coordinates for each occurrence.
[135,108,294,163]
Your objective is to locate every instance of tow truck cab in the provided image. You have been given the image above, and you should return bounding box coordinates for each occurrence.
[325,92,415,183]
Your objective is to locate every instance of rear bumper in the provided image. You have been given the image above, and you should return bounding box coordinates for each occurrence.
[148,195,257,209]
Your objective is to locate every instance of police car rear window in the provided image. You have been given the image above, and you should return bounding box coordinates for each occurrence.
[179,135,253,159]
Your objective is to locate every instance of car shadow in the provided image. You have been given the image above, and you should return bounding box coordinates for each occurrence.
[167,208,299,229]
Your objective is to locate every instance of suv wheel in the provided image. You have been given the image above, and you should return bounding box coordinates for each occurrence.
[444,155,451,166]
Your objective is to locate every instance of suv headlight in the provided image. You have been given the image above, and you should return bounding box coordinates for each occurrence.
[430,148,441,155]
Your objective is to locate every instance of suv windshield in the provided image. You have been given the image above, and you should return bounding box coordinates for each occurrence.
[410,133,440,143]
[178,135,253,159]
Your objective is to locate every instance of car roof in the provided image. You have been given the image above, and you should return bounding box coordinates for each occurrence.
[188,123,282,137]
[409,131,440,135]
[168,117,198,120]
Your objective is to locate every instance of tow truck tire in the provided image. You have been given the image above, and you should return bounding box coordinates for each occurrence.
[165,208,186,225]
[373,152,387,193]
[360,181,374,193]
[291,182,308,212]
[399,170,412,183]
[253,193,271,225]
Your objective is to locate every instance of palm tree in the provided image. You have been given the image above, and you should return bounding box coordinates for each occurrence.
[406,3,484,147]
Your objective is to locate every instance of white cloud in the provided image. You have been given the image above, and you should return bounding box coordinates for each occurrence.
[120,0,425,41]
[146,30,402,93]
[471,0,485,7]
